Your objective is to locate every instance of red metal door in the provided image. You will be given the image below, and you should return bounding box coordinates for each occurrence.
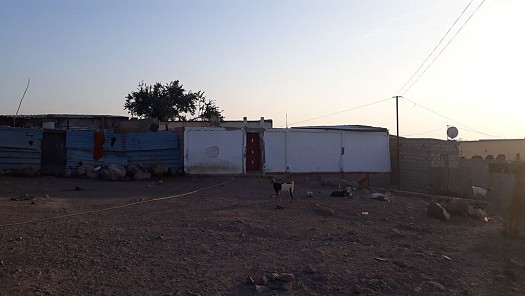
[246,132,261,172]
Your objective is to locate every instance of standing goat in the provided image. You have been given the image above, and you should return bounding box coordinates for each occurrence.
[270,177,295,203]
[472,186,492,200]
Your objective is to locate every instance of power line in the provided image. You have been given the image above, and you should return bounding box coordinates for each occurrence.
[284,97,394,127]
[396,0,474,95]
[401,0,487,95]
[404,125,448,137]
[402,96,502,139]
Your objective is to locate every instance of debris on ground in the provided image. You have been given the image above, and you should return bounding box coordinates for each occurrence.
[427,202,451,221]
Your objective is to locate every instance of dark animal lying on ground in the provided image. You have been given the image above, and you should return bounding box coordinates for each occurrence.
[270,177,295,203]
[330,185,352,197]
[330,190,351,197]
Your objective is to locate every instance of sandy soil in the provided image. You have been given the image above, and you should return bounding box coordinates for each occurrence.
[0,175,524,296]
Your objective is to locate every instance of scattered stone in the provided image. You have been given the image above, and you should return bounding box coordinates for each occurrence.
[303,265,317,274]
[11,194,34,201]
[276,204,285,209]
[134,171,152,181]
[427,202,451,221]
[77,165,95,177]
[428,281,445,290]
[150,163,169,176]
[353,286,364,294]
[392,228,404,236]
[393,260,407,267]
[277,273,295,282]
[255,285,271,294]
[442,255,452,261]
[271,273,279,281]
[0,168,5,175]
[282,282,293,291]
[15,165,38,177]
[86,171,100,179]
[127,164,145,176]
[254,276,268,286]
[246,276,255,285]
[354,286,374,294]
[101,165,127,181]
[468,207,488,220]
[158,180,164,185]
[314,204,335,216]
[374,257,388,262]
[169,167,183,176]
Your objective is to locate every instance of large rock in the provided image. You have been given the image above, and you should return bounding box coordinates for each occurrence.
[134,171,152,181]
[62,169,72,177]
[427,202,451,221]
[127,164,145,176]
[443,198,470,217]
[277,273,295,282]
[15,165,38,177]
[101,165,127,181]
[468,206,488,220]
[255,285,272,294]
[150,163,169,176]
[169,167,183,176]
[76,165,95,177]
[254,276,268,286]
[444,198,489,218]
[86,171,100,179]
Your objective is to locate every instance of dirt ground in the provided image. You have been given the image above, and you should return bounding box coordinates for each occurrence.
[0,175,524,296]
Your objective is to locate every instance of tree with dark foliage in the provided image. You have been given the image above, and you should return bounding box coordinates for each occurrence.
[124,80,224,122]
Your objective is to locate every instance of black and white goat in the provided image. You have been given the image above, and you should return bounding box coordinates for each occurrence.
[330,185,352,197]
[270,177,295,203]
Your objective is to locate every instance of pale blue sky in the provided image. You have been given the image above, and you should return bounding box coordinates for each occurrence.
[1,0,523,140]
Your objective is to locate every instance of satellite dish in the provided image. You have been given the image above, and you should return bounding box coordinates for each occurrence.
[447,126,459,139]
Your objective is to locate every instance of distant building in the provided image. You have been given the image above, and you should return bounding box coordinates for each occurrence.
[160,117,272,131]
[459,139,525,161]
[0,114,128,130]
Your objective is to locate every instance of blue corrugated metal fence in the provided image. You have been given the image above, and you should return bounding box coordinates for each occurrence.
[65,130,182,169]
[0,127,43,169]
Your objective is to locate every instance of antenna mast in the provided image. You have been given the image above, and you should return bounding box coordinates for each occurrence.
[14,78,30,127]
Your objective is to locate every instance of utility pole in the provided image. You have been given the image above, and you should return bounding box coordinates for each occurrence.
[394,95,401,190]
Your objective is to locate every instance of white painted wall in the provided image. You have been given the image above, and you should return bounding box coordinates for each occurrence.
[263,130,287,172]
[287,130,342,172]
[184,128,245,174]
[342,131,391,173]
[264,128,390,173]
